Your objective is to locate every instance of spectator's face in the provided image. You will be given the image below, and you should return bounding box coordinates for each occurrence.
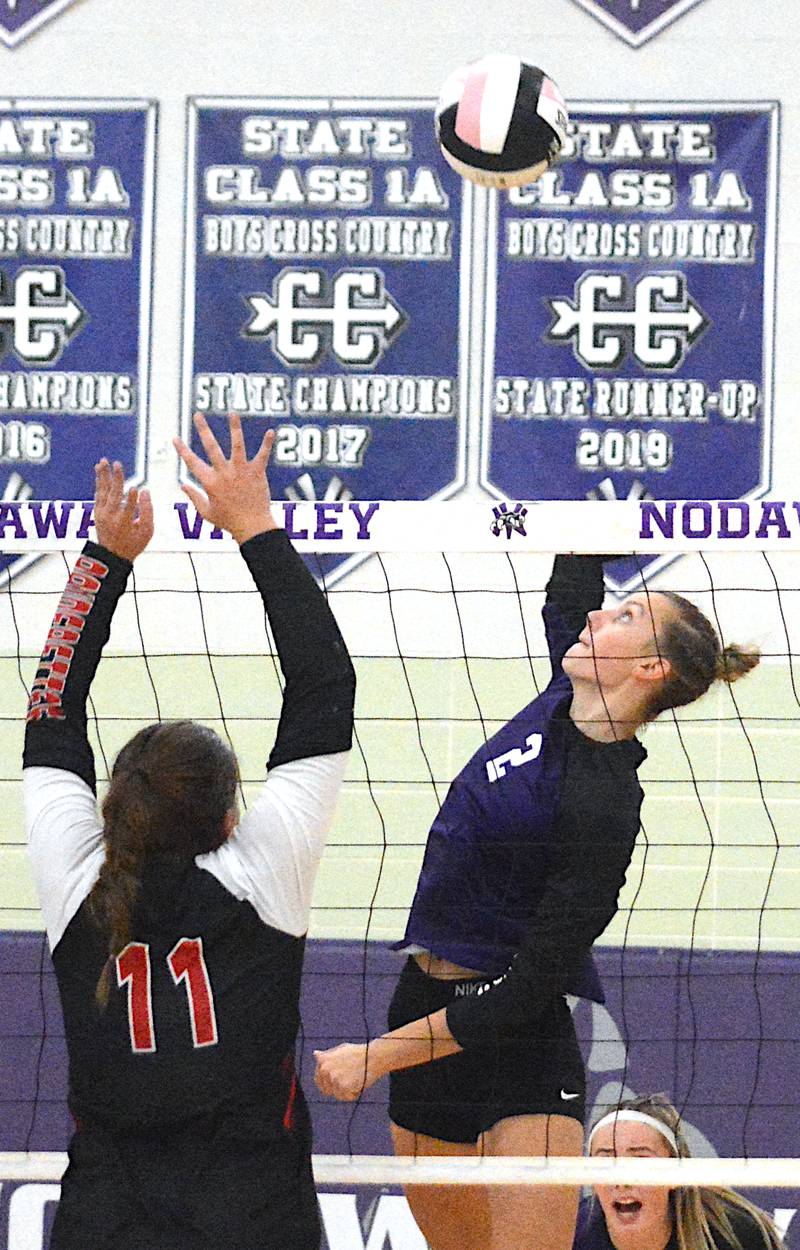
[591,1120,674,1250]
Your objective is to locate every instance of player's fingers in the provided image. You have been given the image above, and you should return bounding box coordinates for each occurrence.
[254,428,275,469]
[136,488,155,538]
[228,411,246,461]
[107,460,125,511]
[313,1053,333,1094]
[94,459,111,506]
[180,481,210,519]
[173,437,213,485]
[192,411,226,468]
[122,487,139,524]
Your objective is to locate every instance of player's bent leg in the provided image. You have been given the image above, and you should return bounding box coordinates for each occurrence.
[391,1121,492,1250]
[482,1113,583,1250]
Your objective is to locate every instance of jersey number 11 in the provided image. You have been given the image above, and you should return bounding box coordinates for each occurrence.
[116,937,219,1053]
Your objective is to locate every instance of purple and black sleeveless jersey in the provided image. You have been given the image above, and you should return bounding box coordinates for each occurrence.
[23,530,356,1137]
[395,556,647,1048]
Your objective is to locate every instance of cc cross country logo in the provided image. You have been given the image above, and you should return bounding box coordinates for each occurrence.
[244,268,406,368]
[547,272,708,370]
[0,266,84,363]
[565,0,709,48]
[0,0,82,47]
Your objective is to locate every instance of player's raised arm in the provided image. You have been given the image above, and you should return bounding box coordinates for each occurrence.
[174,413,356,936]
[23,464,153,948]
[24,463,153,786]
[174,411,355,767]
[542,555,607,677]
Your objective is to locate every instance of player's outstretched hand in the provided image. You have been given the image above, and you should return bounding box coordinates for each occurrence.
[313,1043,379,1102]
[94,460,154,563]
[173,412,277,545]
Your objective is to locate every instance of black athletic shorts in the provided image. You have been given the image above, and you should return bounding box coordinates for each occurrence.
[50,1097,320,1250]
[387,956,586,1144]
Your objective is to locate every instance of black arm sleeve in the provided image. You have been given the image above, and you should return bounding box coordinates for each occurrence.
[239,529,356,770]
[23,542,132,794]
[445,769,640,1047]
[542,556,607,675]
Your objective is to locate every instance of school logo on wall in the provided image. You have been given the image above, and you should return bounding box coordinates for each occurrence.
[0,0,82,47]
[547,273,708,370]
[244,269,405,367]
[566,0,709,47]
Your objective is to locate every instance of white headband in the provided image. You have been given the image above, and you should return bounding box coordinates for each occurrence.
[588,1110,680,1156]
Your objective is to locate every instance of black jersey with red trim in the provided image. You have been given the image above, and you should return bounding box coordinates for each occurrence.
[23,530,355,1136]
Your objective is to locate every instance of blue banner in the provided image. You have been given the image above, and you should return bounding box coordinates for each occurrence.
[0,100,156,581]
[184,99,467,579]
[484,105,778,588]
[566,0,710,48]
[0,0,81,48]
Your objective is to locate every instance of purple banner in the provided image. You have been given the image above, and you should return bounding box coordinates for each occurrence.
[484,105,778,591]
[566,0,710,47]
[1,936,799,1249]
[0,0,82,47]
[0,101,156,585]
[183,99,468,582]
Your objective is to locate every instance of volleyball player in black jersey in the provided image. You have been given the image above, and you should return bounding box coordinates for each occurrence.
[24,413,355,1250]
[316,555,758,1250]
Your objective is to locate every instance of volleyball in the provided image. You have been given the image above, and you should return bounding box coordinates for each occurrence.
[436,53,569,189]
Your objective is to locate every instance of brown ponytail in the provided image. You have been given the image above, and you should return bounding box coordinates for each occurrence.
[716,643,761,685]
[648,593,760,718]
[88,721,239,1006]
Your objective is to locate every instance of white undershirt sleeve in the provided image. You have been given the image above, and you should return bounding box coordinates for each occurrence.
[24,766,105,951]
[198,751,350,936]
[25,752,350,947]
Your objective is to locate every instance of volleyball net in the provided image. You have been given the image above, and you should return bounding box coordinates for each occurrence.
[0,498,799,1210]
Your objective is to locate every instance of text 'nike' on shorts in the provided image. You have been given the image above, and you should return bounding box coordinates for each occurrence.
[387,956,586,1144]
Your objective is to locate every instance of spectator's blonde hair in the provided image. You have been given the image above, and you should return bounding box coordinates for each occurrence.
[592,1095,783,1250]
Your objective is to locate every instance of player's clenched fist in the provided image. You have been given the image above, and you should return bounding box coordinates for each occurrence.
[314,1043,379,1101]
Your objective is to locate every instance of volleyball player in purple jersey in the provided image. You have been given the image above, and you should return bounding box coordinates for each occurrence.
[315,556,758,1250]
[24,414,355,1250]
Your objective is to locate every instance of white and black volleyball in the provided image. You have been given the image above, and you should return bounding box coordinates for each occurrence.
[436,53,569,189]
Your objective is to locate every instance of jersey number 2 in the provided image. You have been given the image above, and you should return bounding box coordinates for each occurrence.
[116,938,218,1053]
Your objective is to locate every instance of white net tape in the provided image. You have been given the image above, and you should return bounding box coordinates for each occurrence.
[2,496,800,553]
[1,1154,799,1188]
